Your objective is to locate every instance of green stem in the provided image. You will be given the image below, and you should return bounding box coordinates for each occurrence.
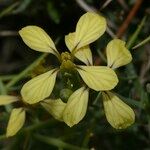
[34,134,89,150]
[0,74,17,81]
[0,2,19,18]
[126,16,147,77]
[97,49,107,63]
[6,53,48,89]
[0,79,7,94]
[126,16,147,49]
[132,35,150,49]
[126,16,149,109]
[93,91,101,105]
[82,130,91,148]
[0,119,54,141]
[117,94,144,109]
[23,119,53,132]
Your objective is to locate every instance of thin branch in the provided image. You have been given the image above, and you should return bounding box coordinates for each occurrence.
[116,0,144,38]
[75,0,97,12]
[34,134,89,150]
[126,16,147,49]
[5,53,48,89]
[100,0,112,10]
[140,49,150,84]
[0,31,18,37]
[132,35,150,49]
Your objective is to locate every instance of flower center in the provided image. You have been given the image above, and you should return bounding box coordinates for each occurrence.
[60,52,75,70]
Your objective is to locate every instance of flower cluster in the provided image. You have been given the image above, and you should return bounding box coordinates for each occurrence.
[0,12,135,137]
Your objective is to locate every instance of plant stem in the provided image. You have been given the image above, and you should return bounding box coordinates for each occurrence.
[126,15,147,77]
[6,53,48,89]
[0,79,7,94]
[126,16,149,110]
[0,74,17,81]
[92,91,101,105]
[34,134,89,150]
[117,94,144,109]
[23,119,53,132]
[82,130,91,148]
[0,2,19,18]
[0,119,54,141]
[132,35,150,49]
[116,0,144,38]
[97,49,107,63]
[126,16,147,49]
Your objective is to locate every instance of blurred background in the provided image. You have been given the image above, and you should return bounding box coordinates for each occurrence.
[0,0,150,149]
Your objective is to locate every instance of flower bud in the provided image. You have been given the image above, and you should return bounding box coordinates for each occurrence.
[60,88,73,102]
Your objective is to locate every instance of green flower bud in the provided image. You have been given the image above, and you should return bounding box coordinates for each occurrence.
[60,88,73,102]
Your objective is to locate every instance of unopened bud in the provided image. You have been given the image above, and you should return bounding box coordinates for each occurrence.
[60,88,73,102]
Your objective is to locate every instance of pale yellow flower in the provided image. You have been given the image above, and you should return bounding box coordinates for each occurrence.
[101,40,135,129]
[19,12,118,105]
[0,95,26,137]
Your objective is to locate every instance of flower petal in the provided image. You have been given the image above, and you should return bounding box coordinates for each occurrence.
[75,12,106,49]
[21,69,58,104]
[77,66,118,91]
[6,108,25,137]
[102,91,135,129]
[19,26,59,56]
[106,39,132,69]
[75,46,93,65]
[41,98,66,121]
[63,87,89,127]
[65,32,93,65]
[0,95,18,105]
[65,32,75,51]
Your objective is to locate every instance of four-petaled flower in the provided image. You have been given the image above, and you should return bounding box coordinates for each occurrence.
[19,12,135,128]
[19,12,118,105]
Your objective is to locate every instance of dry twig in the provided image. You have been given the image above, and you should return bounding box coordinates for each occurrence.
[0,31,18,36]
[116,0,144,38]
